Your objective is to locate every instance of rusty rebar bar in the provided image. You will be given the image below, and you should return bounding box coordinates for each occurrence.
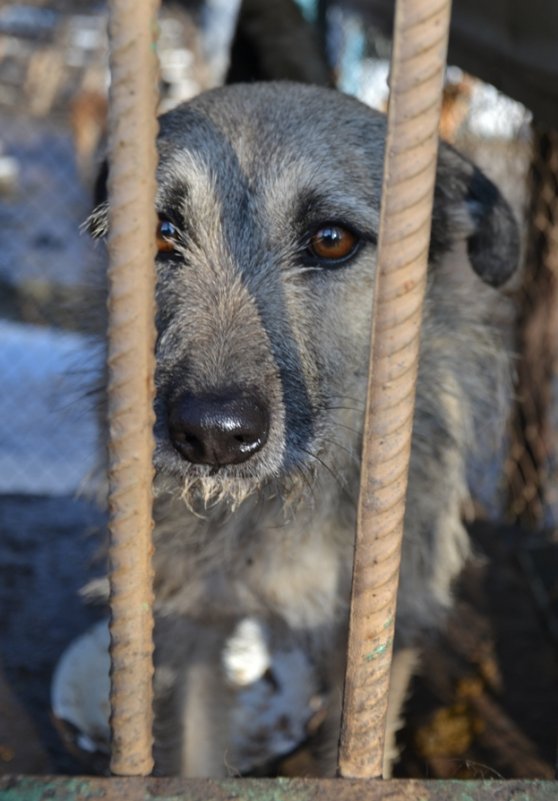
[506,124,558,527]
[106,0,159,776]
[338,0,452,779]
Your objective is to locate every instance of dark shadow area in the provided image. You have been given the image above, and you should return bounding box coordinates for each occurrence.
[396,520,558,779]
[0,494,106,774]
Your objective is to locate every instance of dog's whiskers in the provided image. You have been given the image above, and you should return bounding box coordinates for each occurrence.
[299,446,346,492]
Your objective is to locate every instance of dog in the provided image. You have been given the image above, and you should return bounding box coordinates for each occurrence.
[54,81,518,777]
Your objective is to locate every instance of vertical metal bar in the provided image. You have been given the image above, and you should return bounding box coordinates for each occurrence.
[338,0,452,779]
[506,124,558,526]
[106,0,159,776]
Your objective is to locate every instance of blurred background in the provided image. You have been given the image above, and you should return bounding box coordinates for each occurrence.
[0,0,557,780]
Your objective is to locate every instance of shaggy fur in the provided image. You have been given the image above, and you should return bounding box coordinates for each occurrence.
[86,82,518,776]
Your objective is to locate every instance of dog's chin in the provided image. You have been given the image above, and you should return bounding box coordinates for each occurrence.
[152,439,269,512]
[153,468,258,513]
[153,441,314,515]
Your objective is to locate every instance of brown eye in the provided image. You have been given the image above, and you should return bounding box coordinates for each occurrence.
[307,225,359,263]
[156,219,179,253]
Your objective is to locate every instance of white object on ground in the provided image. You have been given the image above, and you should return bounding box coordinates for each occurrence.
[51,619,111,754]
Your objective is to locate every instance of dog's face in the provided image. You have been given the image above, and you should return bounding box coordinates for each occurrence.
[89,83,518,509]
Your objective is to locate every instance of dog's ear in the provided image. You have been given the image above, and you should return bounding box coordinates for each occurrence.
[430,146,520,287]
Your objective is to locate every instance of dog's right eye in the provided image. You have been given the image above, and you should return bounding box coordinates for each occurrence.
[303,223,361,267]
[156,218,179,254]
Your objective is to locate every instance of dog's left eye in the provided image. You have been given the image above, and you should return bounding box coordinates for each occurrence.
[306,225,359,265]
[156,218,179,254]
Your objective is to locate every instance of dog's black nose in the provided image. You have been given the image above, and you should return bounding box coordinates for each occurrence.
[168,391,269,467]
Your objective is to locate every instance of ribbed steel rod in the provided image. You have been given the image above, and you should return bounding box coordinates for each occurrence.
[338,0,452,779]
[106,0,159,776]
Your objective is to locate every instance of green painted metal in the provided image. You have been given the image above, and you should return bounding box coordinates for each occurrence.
[0,777,556,801]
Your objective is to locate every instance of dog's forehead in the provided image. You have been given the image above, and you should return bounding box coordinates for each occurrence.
[156,83,385,218]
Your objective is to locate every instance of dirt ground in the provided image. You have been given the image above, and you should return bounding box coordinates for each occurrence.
[0,495,556,779]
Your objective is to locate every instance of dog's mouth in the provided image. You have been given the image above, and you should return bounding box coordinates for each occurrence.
[153,433,275,505]
[153,422,352,518]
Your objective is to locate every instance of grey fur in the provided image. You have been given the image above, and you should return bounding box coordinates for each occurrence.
[88,82,517,776]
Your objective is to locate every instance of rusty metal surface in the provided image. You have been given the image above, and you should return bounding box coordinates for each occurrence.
[105,0,160,777]
[506,125,558,527]
[1,776,557,801]
[337,0,452,780]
